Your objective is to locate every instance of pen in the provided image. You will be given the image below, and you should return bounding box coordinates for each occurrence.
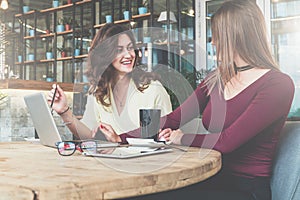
[50,84,58,114]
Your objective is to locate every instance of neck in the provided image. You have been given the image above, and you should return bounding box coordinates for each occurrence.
[234,64,253,73]
[114,75,130,88]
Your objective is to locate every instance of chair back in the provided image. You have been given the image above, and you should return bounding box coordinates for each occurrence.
[271,121,300,200]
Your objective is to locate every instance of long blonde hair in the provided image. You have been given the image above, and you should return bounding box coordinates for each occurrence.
[205,0,279,94]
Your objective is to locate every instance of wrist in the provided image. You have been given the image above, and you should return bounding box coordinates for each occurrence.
[58,106,70,115]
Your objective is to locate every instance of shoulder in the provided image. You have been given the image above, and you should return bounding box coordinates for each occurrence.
[259,69,295,97]
[146,80,167,92]
[263,70,294,88]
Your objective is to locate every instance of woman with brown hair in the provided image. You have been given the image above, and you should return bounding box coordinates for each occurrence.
[100,1,294,199]
[48,23,171,139]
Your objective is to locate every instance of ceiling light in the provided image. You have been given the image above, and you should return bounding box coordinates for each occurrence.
[0,0,8,10]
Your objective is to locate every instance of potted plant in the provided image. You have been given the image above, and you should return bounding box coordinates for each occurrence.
[56,18,65,32]
[138,0,148,15]
[63,17,73,31]
[53,0,59,8]
[46,47,53,60]
[74,42,81,56]
[57,47,67,58]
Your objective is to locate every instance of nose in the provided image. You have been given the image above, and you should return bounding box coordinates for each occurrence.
[122,48,134,58]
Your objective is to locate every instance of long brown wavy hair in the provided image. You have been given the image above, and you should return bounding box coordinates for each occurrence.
[85,23,160,107]
[205,0,279,94]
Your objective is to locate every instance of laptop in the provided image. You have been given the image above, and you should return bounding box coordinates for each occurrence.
[24,92,119,148]
[24,92,62,148]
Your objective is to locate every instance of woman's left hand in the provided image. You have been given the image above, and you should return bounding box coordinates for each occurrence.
[158,128,184,145]
[96,122,122,143]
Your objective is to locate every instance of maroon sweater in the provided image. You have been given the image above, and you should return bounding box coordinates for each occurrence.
[121,70,294,178]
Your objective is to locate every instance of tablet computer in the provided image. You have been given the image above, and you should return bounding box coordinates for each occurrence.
[83,146,172,159]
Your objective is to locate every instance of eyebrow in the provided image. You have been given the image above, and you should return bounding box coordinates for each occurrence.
[117,42,133,47]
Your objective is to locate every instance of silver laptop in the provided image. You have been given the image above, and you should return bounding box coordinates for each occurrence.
[24,92,119,148]
[24,92,62,148]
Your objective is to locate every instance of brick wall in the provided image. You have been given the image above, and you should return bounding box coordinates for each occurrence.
[0,89,74,142]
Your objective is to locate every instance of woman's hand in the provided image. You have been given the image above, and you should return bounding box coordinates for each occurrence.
[47,84,68,114]
[97,122,121,143]
[158,128,184,145]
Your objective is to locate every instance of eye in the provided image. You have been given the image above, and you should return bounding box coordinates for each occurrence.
[127,46,134,51]
[116,47,123,54]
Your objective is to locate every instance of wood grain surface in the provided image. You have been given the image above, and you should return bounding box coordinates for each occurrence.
[0,142,221,200]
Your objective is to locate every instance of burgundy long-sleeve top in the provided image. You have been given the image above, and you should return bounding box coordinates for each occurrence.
[121,70,294,178]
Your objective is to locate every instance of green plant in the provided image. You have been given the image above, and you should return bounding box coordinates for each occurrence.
[63,17,73,25]
[142,0,148,7]
[46,47,53,53]
[57,46,65,52]
[58,18,64,25]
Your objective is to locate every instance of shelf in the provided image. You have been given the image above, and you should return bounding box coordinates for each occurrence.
[57,30,73,36]
[23,31,73,40]
[40,33,56,38]
[40,59,55,63]
[94,23,106,29]
[15,55,88,64]
[0,79,76,92]
[24,36,35,40]
[94,20,130,29]
[57,56,73,61]
[40,4,73,13]
[76,0,92,6]
[75,54,88,59]
[15,1,93,17]
[93,13,151,29]
[132,13,151,19]
[15,10,35,18]
[24,61,35,64]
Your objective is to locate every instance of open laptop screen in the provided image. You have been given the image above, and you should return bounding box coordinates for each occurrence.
[24,92,62,148]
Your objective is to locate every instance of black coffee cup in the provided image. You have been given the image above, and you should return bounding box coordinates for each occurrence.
[139,109,161,141]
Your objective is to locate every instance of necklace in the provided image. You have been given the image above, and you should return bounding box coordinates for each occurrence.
[234,65,254,73]
[113,86,127,108]
[114,92,125,107]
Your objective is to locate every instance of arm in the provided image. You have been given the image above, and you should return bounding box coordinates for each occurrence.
[162,80,210,129]
[180,74,295,153]
[47,84,94,139]
[118,80,210,142]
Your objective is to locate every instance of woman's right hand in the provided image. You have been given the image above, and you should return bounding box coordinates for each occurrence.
[97,122,122,143]
[47,84,68,114]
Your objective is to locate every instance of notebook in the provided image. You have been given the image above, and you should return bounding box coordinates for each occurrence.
[24,92,118,148]
[83,146,173,159]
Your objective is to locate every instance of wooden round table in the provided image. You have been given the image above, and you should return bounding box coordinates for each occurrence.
[0,142,221,199]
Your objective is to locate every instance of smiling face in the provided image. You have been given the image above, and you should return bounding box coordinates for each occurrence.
[111,34,136,78]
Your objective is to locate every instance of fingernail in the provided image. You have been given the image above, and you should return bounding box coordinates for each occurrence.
[100,125,104,129]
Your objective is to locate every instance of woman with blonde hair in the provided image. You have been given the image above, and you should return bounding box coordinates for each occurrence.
[100,1,294,199]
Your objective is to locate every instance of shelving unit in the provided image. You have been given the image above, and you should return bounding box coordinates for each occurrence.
[13,0,150,83]
[13,0,94,83]
[12,0,196,91]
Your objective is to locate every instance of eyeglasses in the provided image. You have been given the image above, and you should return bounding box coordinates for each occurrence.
[56,140,97,156]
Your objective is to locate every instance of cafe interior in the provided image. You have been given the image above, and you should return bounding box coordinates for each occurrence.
[0,0,299,199]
